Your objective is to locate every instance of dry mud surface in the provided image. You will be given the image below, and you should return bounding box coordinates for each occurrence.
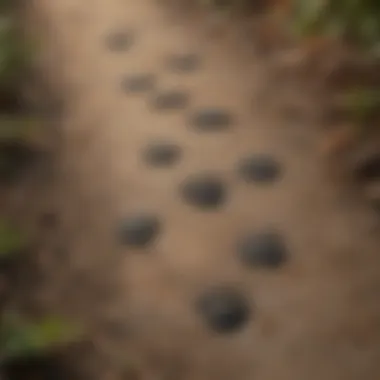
[22,0,380,379]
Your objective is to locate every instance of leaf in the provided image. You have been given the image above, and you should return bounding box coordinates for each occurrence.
[336,88,380,122]
[290,0,380,52]
[0,220,26,258]
[0,313,82,361]
[0,15,29,88]
[290,0,329,36]
[33,316,81,347]
[0,116,42,142]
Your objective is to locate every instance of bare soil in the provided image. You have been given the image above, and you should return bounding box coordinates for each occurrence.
[8,0,380,379]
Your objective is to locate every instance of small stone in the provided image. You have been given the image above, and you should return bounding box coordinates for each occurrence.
[39,212,59,229]
[143,142,182,167]
[55,244,67,261]
[196,287,251,333]
[0,141,40,184]
[237,155,281,183]
[237,231,287,268]
[151,91,189,111]
[372,199,380,215]
[166,53,200,73]
[180,174,226,209]
[353,154,380,182]
[118,214,160,248]
[105,31,134,51]
[189,108,233,131]
[2,354,69,380]
[121,74,156,93]
[103,319,131,340]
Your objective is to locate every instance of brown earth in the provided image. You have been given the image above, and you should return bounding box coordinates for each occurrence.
[15,0,380,379]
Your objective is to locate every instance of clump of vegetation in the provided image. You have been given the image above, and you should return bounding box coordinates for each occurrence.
[0,220,80,379]
[290,0,380,52]
[0,0,41,187]
[0,221,26,259]
[0,3,80,379]
[0,1,30,111]
[184,0,380,132]
[1,312,80,361]
[287,0,380,130]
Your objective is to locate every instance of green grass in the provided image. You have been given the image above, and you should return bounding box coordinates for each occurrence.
[0,220,26,258]
[0,312,81,362]
[196,1,380,52]
[195,0,380,128]
[290,1,380,127]
[0,13,29,95]
[0,3,81,368]
[289,0,380,51]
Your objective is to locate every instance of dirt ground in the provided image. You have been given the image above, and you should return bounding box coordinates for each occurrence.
[13,0,380,379]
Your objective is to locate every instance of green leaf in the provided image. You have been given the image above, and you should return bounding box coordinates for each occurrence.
[0,313,82,361]
[0,116,41,141]
[0,220,26,258]
[337,88,380,122]
[290,0,380,51]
